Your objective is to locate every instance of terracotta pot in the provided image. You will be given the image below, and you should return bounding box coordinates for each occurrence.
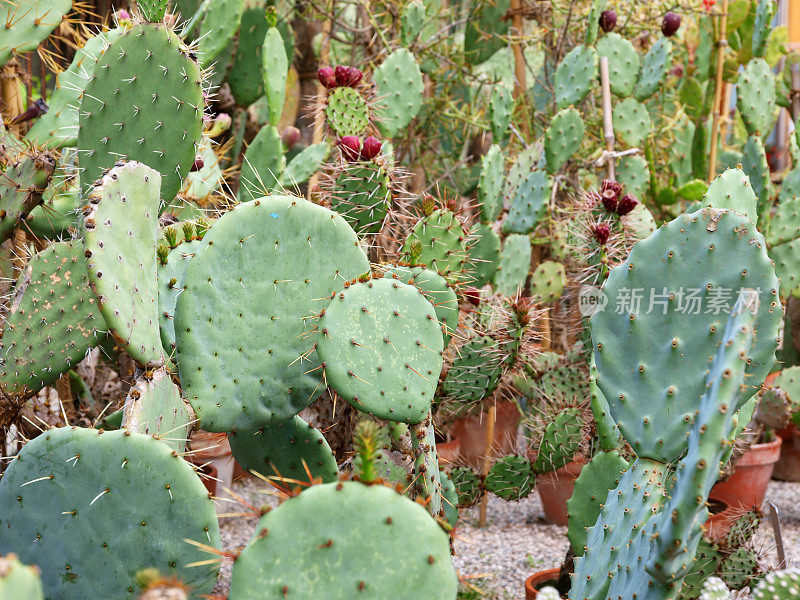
[188,430,231,461]
[524,568,561,600]
[703,497,737,540]
[534,457,587,526]
[436,437,461,465]
[451,401,520,469]
[710,437,782,509]
[773,424,800,481]
[195,463,218,496]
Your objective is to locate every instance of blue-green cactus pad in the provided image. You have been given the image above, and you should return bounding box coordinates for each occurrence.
[228,415,339,483]
[228,480,457,599]
[374,49,425,138]
[401,209,469,280]
[484,455,535,500]
[737,58,776,136]
[634,38,672,101]
[503,170,552,234]
[315,278,444,424]
[612,98,652,148]
[702,167,758,222]
[596,33,640,98]
[0,0,72,67]
[0,553,43,600]
[554,45,598,110]
[616,153,649,199]
[0,427,221,600]
[466,222,501,287]
[175,195,369,431]
[590,208,781,462]
[330,161,392,235]
[493,233,531,295]
[545,108,585,174]
[742,134,771,211]
[478,144,504,222]
[158,237,203,356]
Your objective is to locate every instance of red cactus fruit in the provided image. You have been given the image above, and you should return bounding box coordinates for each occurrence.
[190,156,204,172]
[592,224,611,246]
[662,12,681,37]
[616,194,639,216]
[282,126,300,150]
[317,67,337,89]
[600,180,622,212]
[360,136,382,160]
[335,66,364,88]
[339,136,362,161]
[599,10,617,32]
[463,288,481,306]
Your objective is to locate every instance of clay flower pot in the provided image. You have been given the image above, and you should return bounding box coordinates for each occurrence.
[535,456,587,526]
[703,497,738,540]
[710,437,782,509]
[525,568,561,600]
[436,436,461,465]
[451,400,520,469]
[773,424,800,481]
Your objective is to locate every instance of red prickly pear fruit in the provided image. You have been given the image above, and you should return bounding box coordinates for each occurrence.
[335,65,363,87]
[662,12,681,37]
[317,67,337,89]
[617,194,639,216]
[360,136,382,160]
[592,224,611,246]
[599,10,617,32]
[346,67,364,87]
[191,156,204,172]
[282,126,300,150]
[463,288,481,306]
[600,180,622,212]
[339,136,362,161]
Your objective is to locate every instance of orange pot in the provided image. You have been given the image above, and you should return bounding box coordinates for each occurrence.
[437,437,461,465]
[451,401,520,469]
[195,463,218,496]
[703,497,737,540]
[524,568,561,600]
[710,438,782,509]
[535,457,587,526]
[188,430,231,461]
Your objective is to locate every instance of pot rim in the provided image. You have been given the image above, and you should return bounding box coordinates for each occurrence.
[524,568,562,598]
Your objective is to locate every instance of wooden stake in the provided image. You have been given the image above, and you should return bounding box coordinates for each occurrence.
[0,60,24,135]
[509,0,529,139]
[708,0,730,183]
[478,402,497,527]
[599,57,616,180]
[308,10,333,198]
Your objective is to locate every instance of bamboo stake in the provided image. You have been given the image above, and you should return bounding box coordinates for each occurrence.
[1,60,24,135]
[308,9,333,198]
[477,402,497,527]
[708,0,730,183]
[509,0,529,139]
[599,57,616,180]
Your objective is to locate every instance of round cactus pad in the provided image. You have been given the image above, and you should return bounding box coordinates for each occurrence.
[316,278,444,424]
[0,0,72,67]
[175,195,369,431]
[590,208,781,462]
[228,415,339,483]
[227,480,457,599]
[0,553,43,600]
[0,427,221,600]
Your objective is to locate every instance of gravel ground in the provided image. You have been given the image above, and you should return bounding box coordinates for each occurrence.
[211,477,800,599]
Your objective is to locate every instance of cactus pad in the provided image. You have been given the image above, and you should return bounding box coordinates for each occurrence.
[157,235,203,356]
[83,162,164,366]
[374,49,424,138]
[484,455,535,500]
[383,266,458,347]
[490,84,513,143]
[737,58,776,136]
[401,208,469,280]
[766,195,800,298]
[197,0,243,67]
[503,169,552,234]
[325,87,370,137]
[612,98,651,147]
[121,367,192,453]
[532,407,582,473]
[596,33,639,98]
[466,222,501,287]
[411,412,442,514]
[330,161,392,234]
[545,108,585,174]
[0,554,42,600]
[529,261,566,303]
[443,335,503,406]
[478,144,504,222]
[227,480,457,599]
[554,45,598,109]
[590,208,781,462]
[238,124,284,200]
[616,153,649,199]
[77,23,204,203]
[719,548,760,589]
[752,0,776,59]
[175,195,369,431]
[742,135,771,211]
[493,233,531,295]
[635,38,673,101]
[463,0,510,65]
[0,151,56,242]
[228,415,339,483]
[0,0,72,67]
[702,167,758,222]
[138,0,169,21]
[315,277,443,424]
[0,427,221,600]
[449,466,482,507]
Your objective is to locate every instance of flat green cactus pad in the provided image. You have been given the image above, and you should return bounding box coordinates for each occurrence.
[0,152,56,243]
[0,241,105,397]
[77,23,204,204]
[737,58,777,136]
[383,266,458,347]
[503,170,552,234]
[374,49,424,138]
[401,208,469,280]
[463,0,510,65]
[325,86,370,137]
[175,195,369,432]
[530,260,566,302]
[157,235,203,357]
[590,208,781,462]
[316,278,443,424]
[554,45,598,110]
[478,144,504,222]
[449,465,482,507]
[742,134,771,211]
[466,222,501,287]
[493,233,531,295]
[228,415,339,483]
[121,366,192,453]
[484,455,535,500]
[533,407,582,473]
[545,108,585,174]
[490,85,513,143]
[566,450,628,556]
[635,38,672,101]
[753,0,776,59]
[612,98,651,148]
[442,335,503,407]
[330,161,392,235]
[83,162,164,367]
[228,480,457,599]
[138,0,169,21]
[0,0,72,67]
[702,167,758,222]
[439,473,459,528]
[280,142,330,188]
[585,0,606,46]
[0,553,43,600]
[198,0,244,67]
[766,196,800,299]
[596,32,639,97]
[238,124,285,201]
[616,153,649,199]
[411,413,442,514]
[0,427,221,600]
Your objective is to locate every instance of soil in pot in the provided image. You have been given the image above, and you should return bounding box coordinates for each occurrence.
[710,437,781,509]
[535,457,586,526]
[451,401,520,469]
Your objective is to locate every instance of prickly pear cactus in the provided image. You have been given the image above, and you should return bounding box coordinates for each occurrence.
[737,58,777,136]
[175,195,369,431]
[442,335,503,409]
[0,0,73,66]
[493,233,531,295]
[554,45,598,109]
[702,167,758,222]
[467,223,501,287]
[0,553,43,600]
[228,415,339,483]
[401,208,469,280]
[530,260,566,302]
[634,38,672,101]
[238,124,284,200]
[0,240,105,396]
[742,135,771,212]
[490,84,513,143]
[316,277,443,424]
[121,366,192,453]
[410,412,443,515]
[227,481,458,599]
[449,465,482,507]
[137,0,170,22]
[329,161,392,235]
[616,154,649,199]
[478,144,505,222]
[325,87,370,137]
[0,151,57,242]
[613,98,651,147]
[0,427,221,600]
[532,407,582,473]
[83,161,164,367]
[503,170,552,234]
[752,0,776,59]
[484,455,535,501]
[373,49,424,138]
[596,33,639,97]
[77,22,204,203]
[545,108,585,174]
